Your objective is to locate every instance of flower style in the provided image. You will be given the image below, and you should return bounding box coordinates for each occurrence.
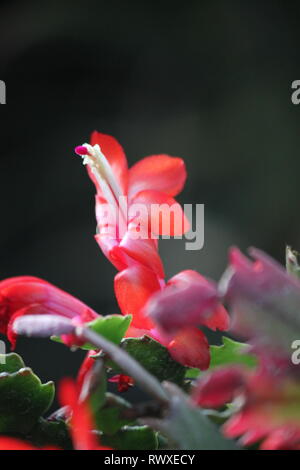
[193,353,300,450]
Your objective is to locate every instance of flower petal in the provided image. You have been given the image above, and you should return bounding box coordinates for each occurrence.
[168,327,210,370]
[119,230,165,279]
[128,154,187,198]
[90,131,128,195]
[59,378,109,450]
[0,276,99,346]
[146,278,222,333]
[114,265,161,330]
[193,367,246,408]
[0,437,39,450]
[131,190,190,236]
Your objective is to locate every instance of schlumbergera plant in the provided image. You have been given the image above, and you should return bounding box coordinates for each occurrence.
[1,133,300,450]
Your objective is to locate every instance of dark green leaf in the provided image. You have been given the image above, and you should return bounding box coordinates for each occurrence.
[119,336,186,386]
[95,393,134,435]
[101,425,158,450]
[30,417,72,449]
[0,352,25,373]
[0,353,54,435]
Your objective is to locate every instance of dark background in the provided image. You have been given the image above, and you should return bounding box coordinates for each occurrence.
[0,0,300,387]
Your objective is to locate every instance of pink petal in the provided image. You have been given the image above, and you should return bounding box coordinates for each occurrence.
[193,367,246,408]
[131,190,190,236]
[128,154,187,198]
[90,131,128,195]
[119,231,165,279]
[168,327,210,369]
[114,265,161,330]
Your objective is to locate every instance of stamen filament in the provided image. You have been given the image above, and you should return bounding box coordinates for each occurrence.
[75,143,127,233]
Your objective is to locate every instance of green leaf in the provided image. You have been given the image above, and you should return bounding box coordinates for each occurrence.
[0,353,54,435]
[118,336,186,386]
[185,337,257,379]
[101,425,158,450]
[51,315,132,350]
[30,417,72,449]
[95,393,134,435]
[142,383,239,450]
[0,352,25,373]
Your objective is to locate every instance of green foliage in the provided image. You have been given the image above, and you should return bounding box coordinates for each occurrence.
[83,315,132,349]
[101,425,158,450]
[95,393,134,435]
[0,353,54,435]
[186,336,257,379]
[52,314,132,350]
[119,336,186,386]
[30,418,72,449]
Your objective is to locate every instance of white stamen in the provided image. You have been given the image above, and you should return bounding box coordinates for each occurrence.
[79,143,127,228]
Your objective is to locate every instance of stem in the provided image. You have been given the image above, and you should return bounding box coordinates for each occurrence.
[77,326,170,405]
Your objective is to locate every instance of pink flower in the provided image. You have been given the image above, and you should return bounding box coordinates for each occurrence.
[75,132,189,277]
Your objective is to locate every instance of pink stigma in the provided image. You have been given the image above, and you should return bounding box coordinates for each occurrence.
[75,145,89,156]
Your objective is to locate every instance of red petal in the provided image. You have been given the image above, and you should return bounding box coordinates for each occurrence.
[193,367,245,408]
[59,378,107,450]
[90,131,128,195]
[114,265,161,329]
[131,190,190,236]
[77,351,97,390]
[168,327,210,369]
[0,437,38,450]
[0,276,99,347]
[1,277,98,320]
[119,231,165,279]
[203,304,230,331]
[168,269,211,287]
[128,154,187,198]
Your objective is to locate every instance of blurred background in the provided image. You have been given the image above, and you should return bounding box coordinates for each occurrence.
[0,0,300,388]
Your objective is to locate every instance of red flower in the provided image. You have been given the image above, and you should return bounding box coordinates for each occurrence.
[114,265,230,370]
[75,132,189,277]
[109,374,134,392]
[0,276,99,348]
[193,354,300,450]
